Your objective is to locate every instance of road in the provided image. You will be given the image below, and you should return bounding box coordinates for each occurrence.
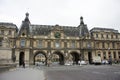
[44,65,120,80]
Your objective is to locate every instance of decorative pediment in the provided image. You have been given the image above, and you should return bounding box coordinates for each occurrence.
[52,24,63,31]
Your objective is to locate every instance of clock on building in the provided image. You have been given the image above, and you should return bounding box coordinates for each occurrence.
[54,32,61,38]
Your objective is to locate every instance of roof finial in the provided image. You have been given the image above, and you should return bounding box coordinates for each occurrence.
[26,12,29,17]
[80,16,84,25]
[24,12,30,23]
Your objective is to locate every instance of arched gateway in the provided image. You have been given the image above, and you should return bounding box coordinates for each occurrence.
[70,52,80,64]
[34,51,47,66]
[33,51,65,66]
[52,51,65,65]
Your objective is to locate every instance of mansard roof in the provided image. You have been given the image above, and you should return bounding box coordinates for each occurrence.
[63,27,79,36]
[30,25,52,35]
[30,24,79,37]
[90,27,119,33]
[0,22,17,29]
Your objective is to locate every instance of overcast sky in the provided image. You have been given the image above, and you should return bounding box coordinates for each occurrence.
[0,0,120,31]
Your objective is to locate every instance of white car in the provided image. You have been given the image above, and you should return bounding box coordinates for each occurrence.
[80,60,87,65]
[102,60,108,64]
[64,61,73,66]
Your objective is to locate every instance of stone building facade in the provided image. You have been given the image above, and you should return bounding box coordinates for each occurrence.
[0,23,18,64]
[0,13,120,66]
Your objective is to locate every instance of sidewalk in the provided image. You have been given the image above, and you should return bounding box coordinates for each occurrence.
[0,67,45,80]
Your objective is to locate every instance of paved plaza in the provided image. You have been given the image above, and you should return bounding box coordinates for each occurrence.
[44,64,120,80]
[0,64,120,80]
[0,67,45,80]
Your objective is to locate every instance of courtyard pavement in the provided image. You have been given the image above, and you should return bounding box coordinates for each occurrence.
[0,67,45,80]
[0,64,120,80]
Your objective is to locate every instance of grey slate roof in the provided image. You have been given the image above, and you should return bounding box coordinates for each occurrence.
[90,27,119,33]
[30,25,52,35]
[30,24,80,37]
[0,22,17,29]
[63,27,79,36]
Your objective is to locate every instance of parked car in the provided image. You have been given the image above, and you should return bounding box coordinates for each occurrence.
[80,60,87,65]
[64,61,73,66]
[102,60,108,64]
[93,56,102,65]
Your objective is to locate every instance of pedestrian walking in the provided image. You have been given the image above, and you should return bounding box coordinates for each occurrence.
[78,60,80,65]
[23,61,25,68]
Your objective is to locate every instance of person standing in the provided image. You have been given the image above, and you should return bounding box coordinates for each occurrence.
[23,61,25,68]
[78,60,81,66]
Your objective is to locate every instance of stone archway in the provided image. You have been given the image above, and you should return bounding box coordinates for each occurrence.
[70,52,80,64]
[33,51,47,66]
[52,51,64,65]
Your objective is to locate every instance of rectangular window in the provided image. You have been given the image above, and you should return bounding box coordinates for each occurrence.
[0,39,2,46]
[108,52,111,59]
[102,42,105,48]
[107,43,110,48]
[112,42,115,48]
[113,52,116,59]
[8,30,12,35]
[38,40,42,48]
[96,42,99,48]
[71,41,75,48]
[1,30,4,35]
[116,35,118,39]
[47,42,51,48]
[101,34,104,38]
[64,42,67,48]
[96,34,98,38]
[55,41,60,48]
[111,35,113,39]
[103,52,106,59]
[118,52,120,59]
[106,34,109,38]
[20,39,25,47]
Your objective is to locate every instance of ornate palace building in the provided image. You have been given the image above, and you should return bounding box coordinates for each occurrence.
[0,13,120,66]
